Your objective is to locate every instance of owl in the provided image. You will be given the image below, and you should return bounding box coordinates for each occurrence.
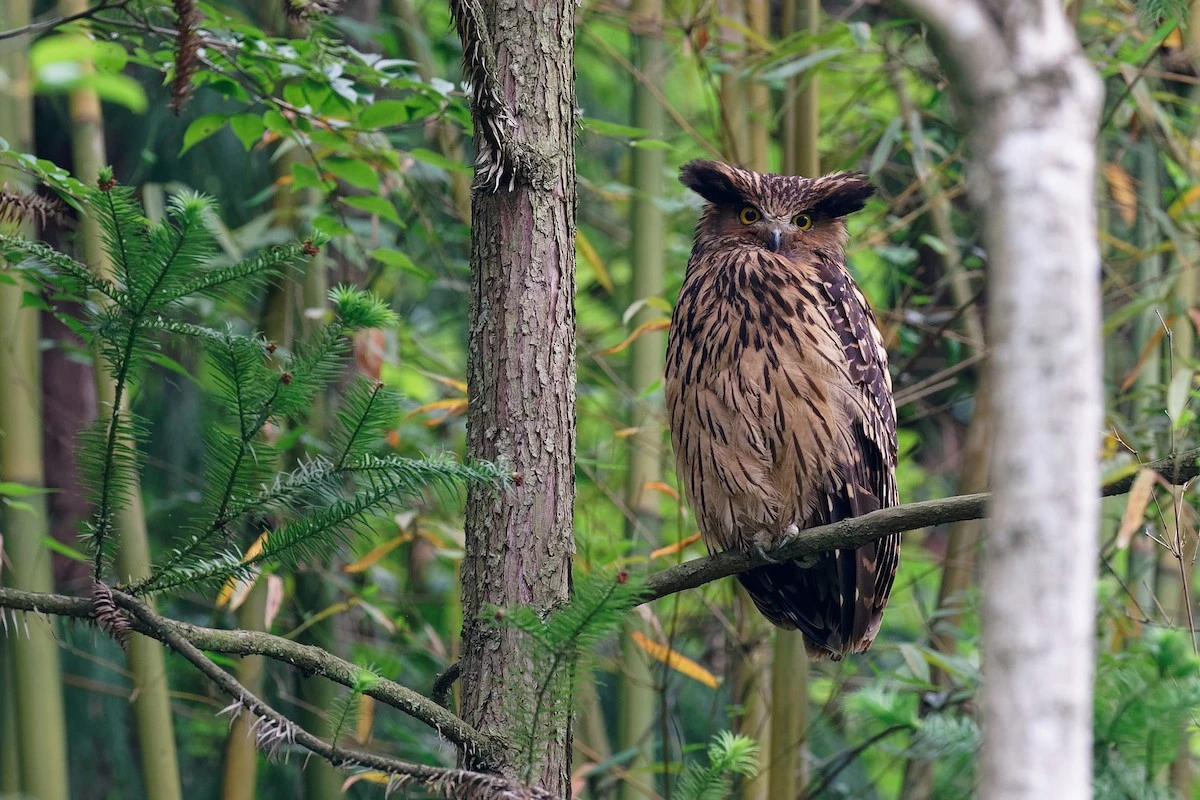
[665,160,899,660]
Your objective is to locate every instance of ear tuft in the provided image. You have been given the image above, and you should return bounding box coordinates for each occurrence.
[679,160,745,206]
[812,172,875,219]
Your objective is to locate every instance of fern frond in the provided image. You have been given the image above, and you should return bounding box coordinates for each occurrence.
[676,731,760,800]
[329,379,401,467]
[159,241,309,305]
[77,407,149,574]
[89,180,150,292]
[0,235,124,305]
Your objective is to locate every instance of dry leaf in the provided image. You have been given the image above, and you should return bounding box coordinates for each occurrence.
[1104,163,1137,226]
[341,772,390,790]
[629,630,720,689]
[353,328,387,380]
[404,398,469,425]
[1120,321,1169,392]
[576,229,613,294]
[650,532,702,560]
[614,427,640,438]
[642,481,679,502]
[343,533,413,573]
[597,319,671,356]
[263,574,285,630]
[355,695,375,744]
[1116,468,1158,549]
[1168,183,1200,219]
[215,531,270,609]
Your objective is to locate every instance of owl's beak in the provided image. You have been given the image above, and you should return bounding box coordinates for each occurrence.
[767,228,782,252]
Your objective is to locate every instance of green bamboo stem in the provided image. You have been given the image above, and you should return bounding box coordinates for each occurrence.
[0,2,71,795]
[617,0,667,794]
[765,5,820,798]
[60,3,185,793]
[220,582,269,800]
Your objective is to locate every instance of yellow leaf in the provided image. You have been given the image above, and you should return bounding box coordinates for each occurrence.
[576,229,613,294]
[263,574,285,630]
[283,599,360,640]
[343,533,414,573]
[421,371,469,394]
[215,531,271,609]
[404,398,468,424]
[1116,468,1158,549]
[614,427,640,439]
[597,319,671,357]
[630,630,719,689]
[1104,163,1137,226]
[341,772,391,791]
[642,481,679,502]
[355,695,375,744]
[1168,184,1200,220]
[650,532,702,560]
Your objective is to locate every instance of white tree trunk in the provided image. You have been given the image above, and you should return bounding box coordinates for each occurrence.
[894,3,1103,799]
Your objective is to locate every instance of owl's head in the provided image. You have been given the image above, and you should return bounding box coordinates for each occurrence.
[680,159,874,255]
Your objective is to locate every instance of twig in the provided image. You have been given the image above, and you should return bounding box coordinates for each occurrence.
[116,599,555,800]
[0,0,128,41]
[0,586,497,762]
[432,660,462,709]
[639,446,1200,605]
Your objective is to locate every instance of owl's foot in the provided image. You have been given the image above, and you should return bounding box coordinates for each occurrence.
[752,542,782,564]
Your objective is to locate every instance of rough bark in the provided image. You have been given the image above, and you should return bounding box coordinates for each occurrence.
[0,2,71,795]
[617,0,666,793]
[894,2,1104,799]
[453,1,577,794]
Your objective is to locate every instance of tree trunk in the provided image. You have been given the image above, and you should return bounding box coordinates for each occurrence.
[617,0,667,794]
[0,2,71,796]
[454,1,577,794]
[896,2,1103,799]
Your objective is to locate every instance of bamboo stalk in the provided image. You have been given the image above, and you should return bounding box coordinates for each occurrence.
[765,4,820,796]
[221,583,269,800]
[60,3,185,794]
[618,0,667,795]
[0,2,71,796]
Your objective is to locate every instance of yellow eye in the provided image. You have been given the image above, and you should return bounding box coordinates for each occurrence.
[738,207,761,225]
[792,213,813,230]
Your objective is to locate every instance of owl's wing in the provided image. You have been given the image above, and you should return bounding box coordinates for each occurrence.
[816,257,900,646]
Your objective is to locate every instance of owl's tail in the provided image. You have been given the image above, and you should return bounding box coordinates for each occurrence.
[737,534,899,659]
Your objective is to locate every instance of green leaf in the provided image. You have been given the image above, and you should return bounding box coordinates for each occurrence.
[324,157,379,190]
[42,536,89,562]
[409,148,471,175]
[756,48,844,83]
[180,114,228,156]
[370,248,431,279]
[312,214,352,237]
[359,100,410,129]
[0,482,53,497]
[292,162,333,192]
[342,195,401,225]
[228,114,266,151]
[263,109,292,136]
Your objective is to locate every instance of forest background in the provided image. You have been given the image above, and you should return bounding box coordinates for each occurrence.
[0,1,1198,799]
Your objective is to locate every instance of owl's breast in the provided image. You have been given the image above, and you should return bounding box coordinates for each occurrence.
[666,254,862,550]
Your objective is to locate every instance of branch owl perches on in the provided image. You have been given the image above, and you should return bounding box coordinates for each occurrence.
[666,159,899,660]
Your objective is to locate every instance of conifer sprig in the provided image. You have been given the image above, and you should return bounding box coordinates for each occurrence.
[490,570,645,781]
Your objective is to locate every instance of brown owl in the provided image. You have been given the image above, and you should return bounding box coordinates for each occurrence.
[665,159,899,660]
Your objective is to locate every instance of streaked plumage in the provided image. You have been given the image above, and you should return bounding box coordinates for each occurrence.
[666,160,899,660]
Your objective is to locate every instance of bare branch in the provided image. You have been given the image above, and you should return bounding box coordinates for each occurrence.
[640,446,1200,605]
[116,598,556,800]
[0,585,497,762]
[0,0,128,41]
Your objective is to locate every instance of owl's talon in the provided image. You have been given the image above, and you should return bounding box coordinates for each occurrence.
[753,542,783,564]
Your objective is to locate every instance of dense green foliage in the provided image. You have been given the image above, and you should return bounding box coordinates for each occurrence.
[0,0,1198,798]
